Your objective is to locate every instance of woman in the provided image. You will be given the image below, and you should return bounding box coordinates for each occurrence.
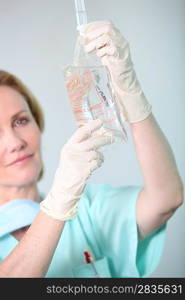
[0,21,183,278]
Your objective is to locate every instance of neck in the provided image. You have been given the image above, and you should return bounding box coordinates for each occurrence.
[0,182,41,206]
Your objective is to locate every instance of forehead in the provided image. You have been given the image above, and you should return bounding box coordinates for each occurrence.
[0,86,30,117]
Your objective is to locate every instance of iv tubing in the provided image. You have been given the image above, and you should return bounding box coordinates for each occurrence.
[74,0,87,27]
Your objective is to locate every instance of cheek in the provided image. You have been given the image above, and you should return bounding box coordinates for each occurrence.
[23,126,41,153]
[0,125,42,185]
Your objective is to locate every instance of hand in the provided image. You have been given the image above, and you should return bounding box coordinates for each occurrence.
[40,119,115,220]
[79,20,152,123]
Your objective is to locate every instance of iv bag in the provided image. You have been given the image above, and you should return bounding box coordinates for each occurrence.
[63,36,128,142]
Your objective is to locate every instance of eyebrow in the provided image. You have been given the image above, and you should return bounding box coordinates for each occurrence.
[11,109,28,120]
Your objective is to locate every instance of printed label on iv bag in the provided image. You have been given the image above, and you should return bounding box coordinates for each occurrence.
[63,64,128,142]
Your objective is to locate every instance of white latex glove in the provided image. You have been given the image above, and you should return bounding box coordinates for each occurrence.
[40,119,115,221]
[79,20,152,123]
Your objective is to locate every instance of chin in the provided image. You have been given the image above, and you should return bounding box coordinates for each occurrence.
[13,175,39,187]
[17,174,39,186]
[7,167,41,187]
[22,166,41,182]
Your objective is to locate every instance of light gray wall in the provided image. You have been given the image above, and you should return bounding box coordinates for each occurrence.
[0,0,184,277]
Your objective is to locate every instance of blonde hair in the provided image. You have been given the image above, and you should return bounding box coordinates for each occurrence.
[0,69,45,181]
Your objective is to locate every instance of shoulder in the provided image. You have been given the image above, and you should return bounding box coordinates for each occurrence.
[82,183,143,213]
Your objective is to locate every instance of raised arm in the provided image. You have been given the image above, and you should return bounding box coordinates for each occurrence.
[130,113,183,239]
[79,20,184,240]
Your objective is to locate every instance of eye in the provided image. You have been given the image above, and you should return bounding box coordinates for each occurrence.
[14,117,30,127]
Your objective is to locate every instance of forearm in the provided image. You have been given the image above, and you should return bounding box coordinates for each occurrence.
[130,113,183,208]
[0,211,65,278]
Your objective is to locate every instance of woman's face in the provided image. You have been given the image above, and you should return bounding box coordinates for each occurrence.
[0,86,42,187]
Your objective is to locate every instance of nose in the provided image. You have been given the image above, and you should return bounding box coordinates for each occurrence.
[4,129,26,153]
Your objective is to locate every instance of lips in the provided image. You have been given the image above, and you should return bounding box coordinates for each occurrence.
[7,154,34,166]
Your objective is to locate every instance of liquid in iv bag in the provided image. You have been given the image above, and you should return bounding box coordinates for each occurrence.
[63,38,127,142]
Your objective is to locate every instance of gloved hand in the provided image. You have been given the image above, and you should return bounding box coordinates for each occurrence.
[78,20,152,123]
[40,119,115,221]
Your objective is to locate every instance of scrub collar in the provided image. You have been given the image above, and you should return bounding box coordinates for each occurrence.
[0,199,40,238]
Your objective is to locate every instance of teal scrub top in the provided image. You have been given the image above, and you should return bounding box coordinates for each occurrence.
[0,184,167,278]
